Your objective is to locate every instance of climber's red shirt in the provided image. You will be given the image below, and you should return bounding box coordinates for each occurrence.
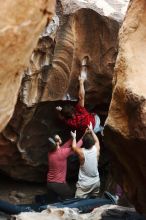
[63,104,95,133]
[47,139,83,183]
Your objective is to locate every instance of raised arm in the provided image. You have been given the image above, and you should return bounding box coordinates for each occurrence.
[88,123,100,154]
[71,131,84,165]
[78,59,88,107]
[90,129,100,149]
[78,78,85,107]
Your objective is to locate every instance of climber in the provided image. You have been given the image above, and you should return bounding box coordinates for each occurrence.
[71,123,100,198]
[56,56,103,135]
[47,134,83,202]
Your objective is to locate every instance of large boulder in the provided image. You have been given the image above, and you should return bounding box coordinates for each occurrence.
[0,5,120,181]
[105,0,146,215]
[0,0,55,132]
[42,8,119,109]
[0,1,129,182]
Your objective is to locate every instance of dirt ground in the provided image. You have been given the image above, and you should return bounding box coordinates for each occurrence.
[0,174,47,205]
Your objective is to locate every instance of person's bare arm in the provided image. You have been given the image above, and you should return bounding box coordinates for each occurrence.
[91,129,100,157]
[71,131,84,165]
[88,123,100,155]
[78,78,85,107]
[78,63,88,107]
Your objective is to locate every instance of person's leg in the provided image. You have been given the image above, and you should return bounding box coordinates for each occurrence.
[94,114,104,134]
[48,182,74,200]
[75,186,88,198]
[47,182,59,203]
[116,184,123,197]
[75,181,100,199]
[75,184,96,199]
[90,181,100,197]
[78,58,88,107]
[0,199,32,214]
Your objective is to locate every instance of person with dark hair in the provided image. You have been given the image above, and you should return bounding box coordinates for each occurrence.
[56,57,103,135]
[47,134,83,202]
[71,123,100,198]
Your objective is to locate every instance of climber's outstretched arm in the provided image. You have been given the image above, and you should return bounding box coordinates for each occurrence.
[78,57,88,107]
[78,77,85,107]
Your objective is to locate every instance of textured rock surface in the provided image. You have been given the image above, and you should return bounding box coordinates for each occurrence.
[0,100,71,181]
[61,0,130,22]
[0,2,120,181]
[20,15,59,107]
[13,205,145,220]
[19,0,129,107]
[105,0,146,215]
[0,0,146,216]
[42,8,119,106]
[0,0,55,132]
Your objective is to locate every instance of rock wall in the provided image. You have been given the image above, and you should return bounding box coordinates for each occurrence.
[0,0,55,132]
[0,2,120,181]
[42,8,119,106]
[105,0,146,215]
[1,0,146,216]
[20,15,59,106]
[61,0,129,22]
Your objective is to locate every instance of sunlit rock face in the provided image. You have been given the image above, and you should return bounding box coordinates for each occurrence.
[105,0,146,215]
[0,1,130,182]
[0,0,55,132]
[61,0,130,22]
[41,8,119,107]
[18,0,128,107]
[20,15,59,107]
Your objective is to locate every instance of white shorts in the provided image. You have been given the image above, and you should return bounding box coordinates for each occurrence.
[75,181,100,198]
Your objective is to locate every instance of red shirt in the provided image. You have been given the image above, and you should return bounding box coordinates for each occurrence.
[47,139,83,183]
[64,104,95,133]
